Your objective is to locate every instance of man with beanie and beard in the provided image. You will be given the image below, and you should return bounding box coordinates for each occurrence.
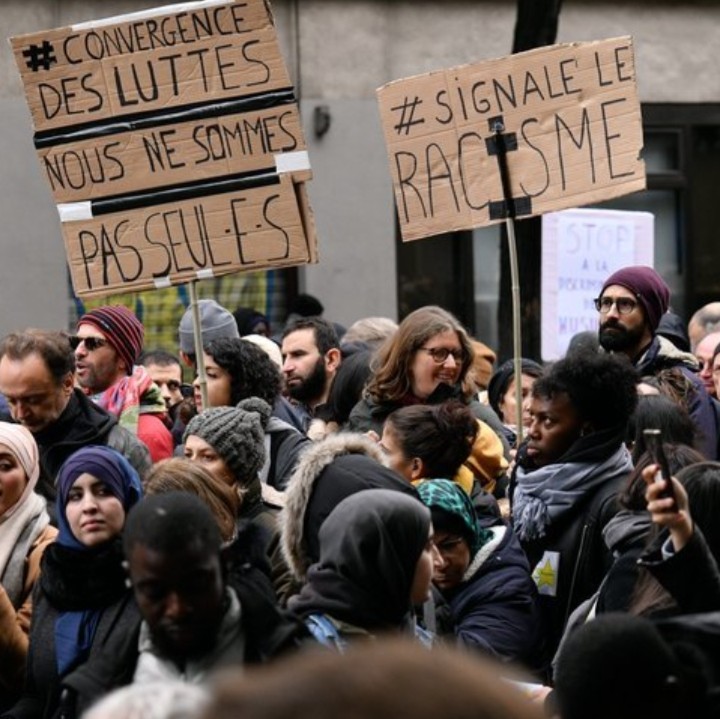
[596,266,718,459]
[74,305,173,462]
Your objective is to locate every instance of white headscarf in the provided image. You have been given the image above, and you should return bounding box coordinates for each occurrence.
[0,422,46,576]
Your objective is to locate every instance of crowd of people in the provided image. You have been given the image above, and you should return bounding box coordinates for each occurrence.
[1,268,720,718]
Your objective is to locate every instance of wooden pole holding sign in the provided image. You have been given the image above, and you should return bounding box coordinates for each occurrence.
[490,119,524,444]
[377,36,648,446]
[188,281,209,412]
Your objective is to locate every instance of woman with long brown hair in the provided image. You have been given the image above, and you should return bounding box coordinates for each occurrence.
[346,306,507,452]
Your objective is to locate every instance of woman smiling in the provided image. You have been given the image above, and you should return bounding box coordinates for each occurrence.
[347,306,508,455]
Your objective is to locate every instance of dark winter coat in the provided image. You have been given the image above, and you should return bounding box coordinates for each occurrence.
[511,431,630,656]
[435,524,545,671]
[3,541,139,719]
[262,416,309,491]
[595,510,652,613]
[639,527,720,615]
[346,383,510,458]
[280,433,418,585]
[32,390,151,505]
[635,335,718,460]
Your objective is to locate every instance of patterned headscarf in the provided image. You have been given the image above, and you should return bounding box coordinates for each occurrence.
[417,479,491,555]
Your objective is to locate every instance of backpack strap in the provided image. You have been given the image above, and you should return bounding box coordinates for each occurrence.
[304,614,347,653]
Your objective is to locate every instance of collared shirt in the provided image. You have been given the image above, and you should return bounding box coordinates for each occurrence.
[133,588,245,684]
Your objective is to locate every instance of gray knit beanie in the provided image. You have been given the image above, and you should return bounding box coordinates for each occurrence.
[178,299,239,354]
[183,398,272,483]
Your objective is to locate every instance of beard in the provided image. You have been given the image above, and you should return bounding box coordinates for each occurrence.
[287,357,327,404]
[598,319,646,353]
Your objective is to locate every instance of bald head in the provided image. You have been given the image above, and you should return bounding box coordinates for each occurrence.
[688,302,720,351]
[695,331,720,397]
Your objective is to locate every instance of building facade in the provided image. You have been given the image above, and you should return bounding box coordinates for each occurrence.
[2,0,718,348]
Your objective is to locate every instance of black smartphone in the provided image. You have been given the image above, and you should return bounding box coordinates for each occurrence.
[643,429,677,504]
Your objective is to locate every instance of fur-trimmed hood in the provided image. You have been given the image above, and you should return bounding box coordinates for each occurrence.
[280,433,416,582]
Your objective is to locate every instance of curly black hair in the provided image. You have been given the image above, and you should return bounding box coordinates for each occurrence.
[532,350,639,431]
[204,337,281,406]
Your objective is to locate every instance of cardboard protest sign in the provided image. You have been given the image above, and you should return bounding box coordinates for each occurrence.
[540,207,654,360]
[377,37,646,241]
[11,0,317,298]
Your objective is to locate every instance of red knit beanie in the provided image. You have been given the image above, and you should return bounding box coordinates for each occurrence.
[78,305,144,375]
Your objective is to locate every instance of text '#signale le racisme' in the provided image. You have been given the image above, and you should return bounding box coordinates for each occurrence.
[11,0,317,298]
[377,37,646,242]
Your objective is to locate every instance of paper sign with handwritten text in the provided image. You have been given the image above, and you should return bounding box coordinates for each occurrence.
[12,0,317,297]
[377,37,646,241]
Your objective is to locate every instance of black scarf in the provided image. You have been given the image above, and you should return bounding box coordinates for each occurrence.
[34,390,117,495]
[40,539,127,612]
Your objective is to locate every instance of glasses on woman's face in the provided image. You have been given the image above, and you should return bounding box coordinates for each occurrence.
[593,296,638,315]
[433,535,466,557]
[69,336,108,352]
[418,346,464,364]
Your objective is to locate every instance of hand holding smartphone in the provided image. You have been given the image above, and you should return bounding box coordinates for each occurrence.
[643,429,677,506]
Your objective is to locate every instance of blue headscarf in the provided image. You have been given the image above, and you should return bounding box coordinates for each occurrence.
[54,446,142,675]
[55,445,142,550]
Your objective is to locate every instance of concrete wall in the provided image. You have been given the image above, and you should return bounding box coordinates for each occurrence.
[2,1,719,333]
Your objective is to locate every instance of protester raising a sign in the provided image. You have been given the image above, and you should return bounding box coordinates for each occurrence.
[11,0,317,297]
[377,36,646,242]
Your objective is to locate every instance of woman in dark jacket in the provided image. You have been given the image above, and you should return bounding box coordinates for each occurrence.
[183,399,293,601]
[595,443,704,614]
[510,350,638,656]
[380,401,504,520]
[194,338,308,489]
[6,446,142,719]
[346,306,508,457]
[417,479,543,671]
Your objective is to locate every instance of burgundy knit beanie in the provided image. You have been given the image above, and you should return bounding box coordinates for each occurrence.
[600,266,670,332]
[78,305,144,374]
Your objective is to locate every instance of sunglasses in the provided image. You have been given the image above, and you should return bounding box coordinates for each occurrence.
[69,336,108,352]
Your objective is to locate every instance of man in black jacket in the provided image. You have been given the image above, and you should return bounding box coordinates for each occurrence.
[59,493,307,715]
[0,330,150,503]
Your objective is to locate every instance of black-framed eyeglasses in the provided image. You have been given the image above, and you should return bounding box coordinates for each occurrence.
[434,536,466,556]
[69,336,108,352]
[419,346,464,364]
[593,296,639,315]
